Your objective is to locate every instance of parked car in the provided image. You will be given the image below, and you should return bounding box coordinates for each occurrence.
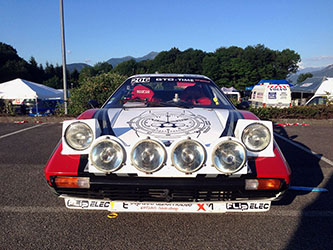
[28,99,63,116]
[221,87,241,103]
[224,92,241,103]
[45,74,290,213]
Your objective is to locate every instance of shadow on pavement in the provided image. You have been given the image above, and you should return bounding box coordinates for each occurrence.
[273,124,332,249]
[273,124,324,205]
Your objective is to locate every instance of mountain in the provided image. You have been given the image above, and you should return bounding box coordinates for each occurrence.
[288,64,333,83]
[65,52,159,72]
[67,63,91,73]
[107,52,159,67]
[311,64,333,77]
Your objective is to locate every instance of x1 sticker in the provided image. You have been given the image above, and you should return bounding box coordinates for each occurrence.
[197,203,206,211]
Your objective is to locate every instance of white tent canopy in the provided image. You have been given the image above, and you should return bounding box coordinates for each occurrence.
[221,87,239,93]
[0,78,63,100]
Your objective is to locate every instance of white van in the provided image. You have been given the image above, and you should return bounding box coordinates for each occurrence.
[305,77,333,106]
[249,83,291,108]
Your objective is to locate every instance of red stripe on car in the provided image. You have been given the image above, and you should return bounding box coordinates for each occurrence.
[77,109,99,120]
[44,142,81,183]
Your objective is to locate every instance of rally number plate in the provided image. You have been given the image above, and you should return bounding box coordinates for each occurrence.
[63,196,271,213]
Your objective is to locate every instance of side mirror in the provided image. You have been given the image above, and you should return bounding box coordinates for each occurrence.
[88,99,99,108]
[236,101,249,110]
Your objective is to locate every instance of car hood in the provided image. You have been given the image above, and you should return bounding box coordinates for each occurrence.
[99,107,240,145]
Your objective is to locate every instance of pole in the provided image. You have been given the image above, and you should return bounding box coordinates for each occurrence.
[36,98,39,116]
[60,0,68,114]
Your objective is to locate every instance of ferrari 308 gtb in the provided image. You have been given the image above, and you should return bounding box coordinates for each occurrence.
[45,74,290,213]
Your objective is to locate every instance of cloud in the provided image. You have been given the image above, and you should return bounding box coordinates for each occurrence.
[304,56,333,62]
[301,55,333,68]
[297,61,305,70]
[67,50,72,54]
[85,58,91,63]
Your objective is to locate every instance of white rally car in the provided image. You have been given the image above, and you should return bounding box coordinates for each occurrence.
[45,74,290,213]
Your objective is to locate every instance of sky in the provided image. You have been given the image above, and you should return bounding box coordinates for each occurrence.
[1,0,333,69]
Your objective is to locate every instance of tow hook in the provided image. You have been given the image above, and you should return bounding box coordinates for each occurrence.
[107,212,119,219]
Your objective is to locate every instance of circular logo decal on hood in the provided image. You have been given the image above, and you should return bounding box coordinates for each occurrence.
[128,110,211,138]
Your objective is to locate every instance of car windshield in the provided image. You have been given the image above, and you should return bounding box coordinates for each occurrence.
[307,96,327,105]
[104,76,234,109]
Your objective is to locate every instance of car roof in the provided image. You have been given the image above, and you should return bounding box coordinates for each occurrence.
[129,73,212,81]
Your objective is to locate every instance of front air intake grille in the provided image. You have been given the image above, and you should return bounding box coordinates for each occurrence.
[58,187,237,202]
[54,175,283,202]
[101,188,235,201]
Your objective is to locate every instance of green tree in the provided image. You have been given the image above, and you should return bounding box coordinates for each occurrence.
[78,62,113,82]
[203,44,300,89]
[135,59,153,74]
[69,69,80,88]
[42,63,65,89]
[0,42,20,65]
[43,75,62,89]
[113,59,137,76]
[78,66,96,82]
[275,49,301,78]
[172,48,206,74]
[94,62,113,74]
[151,48,181,73]
[297,73,313,83]
[68,73,126,115]
[0,42,31,82]
[27,56,44,83]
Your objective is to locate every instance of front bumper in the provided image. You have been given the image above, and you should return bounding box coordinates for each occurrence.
[61,195,273,213]
[50,175,288,202]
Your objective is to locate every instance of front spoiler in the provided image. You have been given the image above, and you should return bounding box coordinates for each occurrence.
[61,195,273,213]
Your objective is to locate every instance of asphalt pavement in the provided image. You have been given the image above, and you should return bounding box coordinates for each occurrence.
[0,121,332,250]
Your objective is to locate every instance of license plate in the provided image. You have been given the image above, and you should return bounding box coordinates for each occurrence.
[62,196,271,213]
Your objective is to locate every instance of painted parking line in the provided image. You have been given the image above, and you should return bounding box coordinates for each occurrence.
[274,133,333,167]
[0,124,44,140]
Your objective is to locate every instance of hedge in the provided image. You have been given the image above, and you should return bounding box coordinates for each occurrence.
[248,105,333,120]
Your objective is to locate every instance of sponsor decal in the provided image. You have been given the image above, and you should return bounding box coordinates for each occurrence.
[197,203,206,211]
[136,89,151,94]
[213,97,219,105]
[128,110,211,138]
[13,99,24,105]
[268,92,277,99]
[256,93,263,98]
[66,199,110,209]
[131,77,150,84]
[121,202,215,212]
[280,92,287,99]
[156,78,195,82]
[226,202,270,211]
[64,198,270,213]
[196,203,214,211]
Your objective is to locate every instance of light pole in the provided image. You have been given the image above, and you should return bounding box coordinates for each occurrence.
[60,0,68,114]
